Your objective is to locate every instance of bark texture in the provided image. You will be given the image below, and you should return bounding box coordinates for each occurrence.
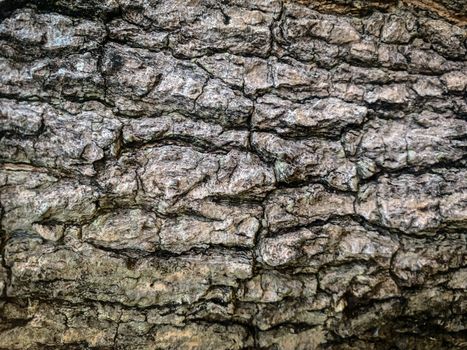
[0,0,466,349]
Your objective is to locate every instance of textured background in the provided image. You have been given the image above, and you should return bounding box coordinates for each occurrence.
[0,0,466,349]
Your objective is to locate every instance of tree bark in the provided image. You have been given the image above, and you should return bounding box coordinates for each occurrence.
[0,0,466,349]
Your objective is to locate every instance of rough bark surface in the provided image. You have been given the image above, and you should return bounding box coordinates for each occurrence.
[0,0,466,349]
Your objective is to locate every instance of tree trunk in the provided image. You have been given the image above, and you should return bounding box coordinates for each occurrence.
[0,0,466,349]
